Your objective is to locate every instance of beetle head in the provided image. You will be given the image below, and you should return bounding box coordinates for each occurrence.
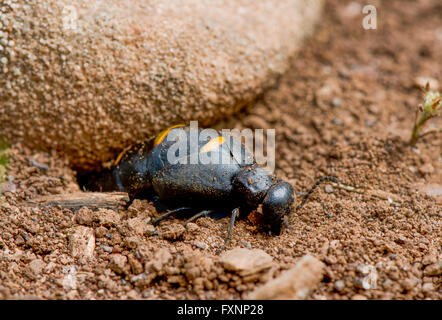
[261,181,294,235]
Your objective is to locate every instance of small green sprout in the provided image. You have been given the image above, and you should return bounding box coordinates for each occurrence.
[410,83,442,146]
[0,138,10,183]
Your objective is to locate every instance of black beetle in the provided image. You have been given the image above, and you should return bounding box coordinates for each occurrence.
[82,124,340,251]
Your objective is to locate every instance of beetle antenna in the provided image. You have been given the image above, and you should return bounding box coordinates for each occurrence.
[296,176,341,211]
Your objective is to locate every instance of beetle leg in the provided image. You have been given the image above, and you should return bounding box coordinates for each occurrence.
[151,207,193,226]
[183,210,213,226]
[217,208,239,254]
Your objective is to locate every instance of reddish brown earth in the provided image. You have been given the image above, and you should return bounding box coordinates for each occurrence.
[0,0,440,300]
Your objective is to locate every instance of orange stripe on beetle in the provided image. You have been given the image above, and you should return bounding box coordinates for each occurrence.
[153,124,185,146]
[114,145,132,166]
[200,136,226,153]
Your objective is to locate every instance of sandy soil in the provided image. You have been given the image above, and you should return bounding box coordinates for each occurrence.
[0,0,440,300]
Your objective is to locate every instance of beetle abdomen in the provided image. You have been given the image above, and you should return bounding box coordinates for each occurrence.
[152,151,241,205]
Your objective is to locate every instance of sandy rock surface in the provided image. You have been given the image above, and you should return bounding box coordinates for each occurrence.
[0,0,323,170]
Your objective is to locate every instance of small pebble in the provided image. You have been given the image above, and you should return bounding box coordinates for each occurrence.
[26,157,49,170]
[324,185,334,194]
[418,163,434,175]
[100,245,113,253]
[423,262,442,276]
[331,118,344,126]
[401,278,417,291]
[145,225,157,235]
[192,241,208,250]
[334,280,345,292]
[332,97,342,107]
[238,240,252,249]
[0,182,17,193]
[383,279,393,289]
[15,235,25,246]
[185,222,199,234]
[355,264,371,275]
[422,283,434,293]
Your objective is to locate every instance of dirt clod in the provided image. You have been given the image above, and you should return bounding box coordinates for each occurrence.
[247,255,324,300]
[109,254,130,275]
[68,226,95,260]
[220,248,273,277]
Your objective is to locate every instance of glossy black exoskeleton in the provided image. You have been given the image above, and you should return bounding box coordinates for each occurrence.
[83,125,339,251]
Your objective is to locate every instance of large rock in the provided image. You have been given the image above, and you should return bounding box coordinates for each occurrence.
[0,0,323,170]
